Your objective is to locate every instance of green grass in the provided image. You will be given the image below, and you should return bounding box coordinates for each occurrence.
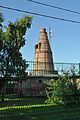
[0,104,80,120]
[0,94,80,120]
[0,97,46,108]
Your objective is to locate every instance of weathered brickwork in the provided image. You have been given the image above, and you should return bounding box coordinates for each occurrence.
[31,28,57,75]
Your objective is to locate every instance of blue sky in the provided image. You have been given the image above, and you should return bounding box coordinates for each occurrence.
[0,0,80,63]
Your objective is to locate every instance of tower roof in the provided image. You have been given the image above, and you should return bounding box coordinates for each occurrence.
[40,28,46,32]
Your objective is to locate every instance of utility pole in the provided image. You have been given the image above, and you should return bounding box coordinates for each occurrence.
[49,25,53,48]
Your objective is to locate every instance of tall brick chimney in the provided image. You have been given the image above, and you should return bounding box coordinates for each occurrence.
[32,28,57,75]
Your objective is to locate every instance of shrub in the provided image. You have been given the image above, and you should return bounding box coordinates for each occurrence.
[45,72,80,105]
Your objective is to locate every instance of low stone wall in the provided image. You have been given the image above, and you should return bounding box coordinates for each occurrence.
[16,74,58,96]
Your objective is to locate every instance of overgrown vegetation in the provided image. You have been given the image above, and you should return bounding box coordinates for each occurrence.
[45,69,80,105]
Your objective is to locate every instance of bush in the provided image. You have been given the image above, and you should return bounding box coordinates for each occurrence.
[45,72,80,105]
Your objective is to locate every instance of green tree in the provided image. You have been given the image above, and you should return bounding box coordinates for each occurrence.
[1,15,33,77]
[45,70,80,105]
[0,12,33,101]
[45,78,62,104]
[0,12,3,50]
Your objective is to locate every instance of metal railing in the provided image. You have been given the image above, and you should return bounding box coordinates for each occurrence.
[26,61,80,75]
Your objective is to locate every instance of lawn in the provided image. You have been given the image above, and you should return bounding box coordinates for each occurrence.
[0,94,80,120]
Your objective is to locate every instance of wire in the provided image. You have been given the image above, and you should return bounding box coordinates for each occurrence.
[0,5,80,24]
[27,0,80,15]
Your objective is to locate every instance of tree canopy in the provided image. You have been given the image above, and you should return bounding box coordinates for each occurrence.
[0,13,33,78]
[0,12,33,101]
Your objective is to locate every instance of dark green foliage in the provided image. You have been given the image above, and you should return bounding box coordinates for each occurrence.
[0,14,33,78]
[45,71,80,105]
[0,11,33,101]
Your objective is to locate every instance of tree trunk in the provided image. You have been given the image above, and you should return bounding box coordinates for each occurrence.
[1,88,4,102]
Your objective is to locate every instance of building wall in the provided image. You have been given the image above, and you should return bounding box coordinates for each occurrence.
[17,75,58,96]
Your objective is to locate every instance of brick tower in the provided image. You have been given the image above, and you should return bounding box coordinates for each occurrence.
[32,28,57,75]
[18,28,58,97]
